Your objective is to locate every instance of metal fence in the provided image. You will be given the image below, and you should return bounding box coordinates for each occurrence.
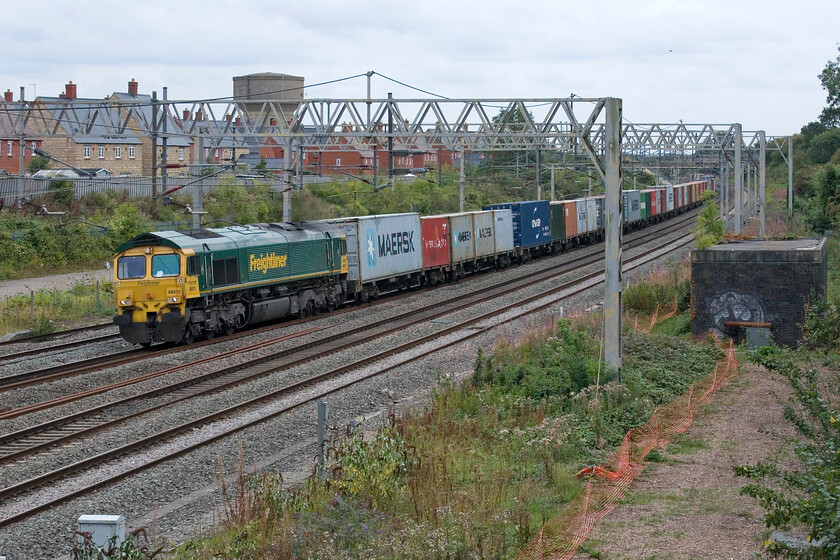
[0,174,334,207]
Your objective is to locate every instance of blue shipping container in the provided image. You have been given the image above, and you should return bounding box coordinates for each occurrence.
[483,200,551,248]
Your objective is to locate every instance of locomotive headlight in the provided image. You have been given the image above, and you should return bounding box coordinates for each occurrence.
[144,247,152,254]
[167,296,179,303]
[120,299,128,306]
[115,282,120,288]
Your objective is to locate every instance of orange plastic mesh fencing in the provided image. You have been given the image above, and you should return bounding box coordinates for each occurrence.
[516,338,738,560]
[631,296,679,335]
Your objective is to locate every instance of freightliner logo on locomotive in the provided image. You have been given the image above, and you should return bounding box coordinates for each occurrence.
[250,252,288,274]
[366,229,415,266]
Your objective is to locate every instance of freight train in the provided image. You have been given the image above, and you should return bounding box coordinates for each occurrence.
[112,180,712,345]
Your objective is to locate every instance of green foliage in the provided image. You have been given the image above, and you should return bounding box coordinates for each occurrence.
[623,262,690,315]
[327,422,417,509]
[205,181,278,224]
[806,163,840,232]
[736,347,840,559]
[801,294,840,351]
[807,128,840,165]
[819,44,840,127]
[49,179,76,206]
[27,155,50,173]
[108,203,149,244]
[72,534,160,559]
[695,190,724,248]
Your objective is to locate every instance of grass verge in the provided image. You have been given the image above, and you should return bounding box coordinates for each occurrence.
[0,280,114,336]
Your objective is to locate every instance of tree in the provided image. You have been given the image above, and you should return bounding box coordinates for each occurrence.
[27,155,50,174]
[819,44,840,127]
[695,189,724,248]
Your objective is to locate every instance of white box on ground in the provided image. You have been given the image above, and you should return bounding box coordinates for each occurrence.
[77,514,125,548]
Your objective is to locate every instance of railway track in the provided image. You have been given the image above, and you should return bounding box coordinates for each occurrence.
[0,223,696,528]
[0,209,698,424]
[0,210,699,395]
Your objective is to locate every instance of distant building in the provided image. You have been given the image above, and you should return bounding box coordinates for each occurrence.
[0,89,44,174]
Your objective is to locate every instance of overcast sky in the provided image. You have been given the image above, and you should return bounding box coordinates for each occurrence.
[3,0,838,136]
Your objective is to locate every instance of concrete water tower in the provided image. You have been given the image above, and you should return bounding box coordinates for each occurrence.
[233,72,304,127]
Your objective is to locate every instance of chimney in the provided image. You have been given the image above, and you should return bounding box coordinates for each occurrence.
[3,90,12,103]
[59,92,67,98]
[65,81,77,100]
[197,110,204,122]
[270,118,277,126]
[234,117,242,127]
[128,79,138,96]
[225,114,232,122]
[183,109,191,120]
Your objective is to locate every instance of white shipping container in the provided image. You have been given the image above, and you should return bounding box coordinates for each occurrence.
[585,199,597,233]
[323,213,422,284]
[493,209,515,253]
[471,211,495,258]
[575,200,588,235]
[666,185,675,212]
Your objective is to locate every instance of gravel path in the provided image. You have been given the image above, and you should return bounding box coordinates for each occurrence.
[572,361,797,560]
[0,269,111,301]
[0,225,695,559]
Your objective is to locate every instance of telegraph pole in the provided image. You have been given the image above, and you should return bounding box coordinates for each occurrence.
[604,97,623,376]
[387,92,394,183]
[734,123,742,234]
[193,135,203,230]
[283,140,292,222]
[535,149,541,200]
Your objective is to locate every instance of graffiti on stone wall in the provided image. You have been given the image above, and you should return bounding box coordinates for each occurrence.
[708,291,767,335]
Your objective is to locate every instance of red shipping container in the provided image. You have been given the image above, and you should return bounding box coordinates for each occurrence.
[420,216,450,269]
[645,189,658,215]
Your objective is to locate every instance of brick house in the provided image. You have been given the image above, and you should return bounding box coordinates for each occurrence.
[109,80,193,176]
[33,81,144,176]
[0,90,44,174]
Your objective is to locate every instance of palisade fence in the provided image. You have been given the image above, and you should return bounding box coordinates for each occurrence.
[0,174,335,207]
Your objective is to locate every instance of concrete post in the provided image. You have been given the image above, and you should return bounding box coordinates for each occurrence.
[788,137,793,217]
[283,141,292,222]
[604,98,623,376]
[734,123,742,234]
[759,131,766,237]
[459,148,466,212]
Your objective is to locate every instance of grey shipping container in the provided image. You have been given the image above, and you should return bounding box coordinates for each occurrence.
[471,211,496,258]
[321,213,422,285]
[575,199,588,235]
[666,186,674,211]
[493,209,515,253]
[447,213,476,264]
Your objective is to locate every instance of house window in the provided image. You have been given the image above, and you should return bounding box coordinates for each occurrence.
[6,141,11,157]
[30,141,37,154]
[84,146,91,159]
[204,147,209,160]
[115,146,122,159]
[178,147,184,161]
[128,146,135,159]
[98,146,105,159]
[335,158,341,167]
[214,149,219,159]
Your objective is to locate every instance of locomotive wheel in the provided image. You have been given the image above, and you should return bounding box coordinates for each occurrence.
[225,323,235,337]
[205,328,215,340]
[139,342,152,349]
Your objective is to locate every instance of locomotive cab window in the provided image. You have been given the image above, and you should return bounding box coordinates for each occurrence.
[117,255,146,280]
[151,254,180,277]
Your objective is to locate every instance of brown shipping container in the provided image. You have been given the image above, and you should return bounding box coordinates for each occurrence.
[563,201,578,238]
